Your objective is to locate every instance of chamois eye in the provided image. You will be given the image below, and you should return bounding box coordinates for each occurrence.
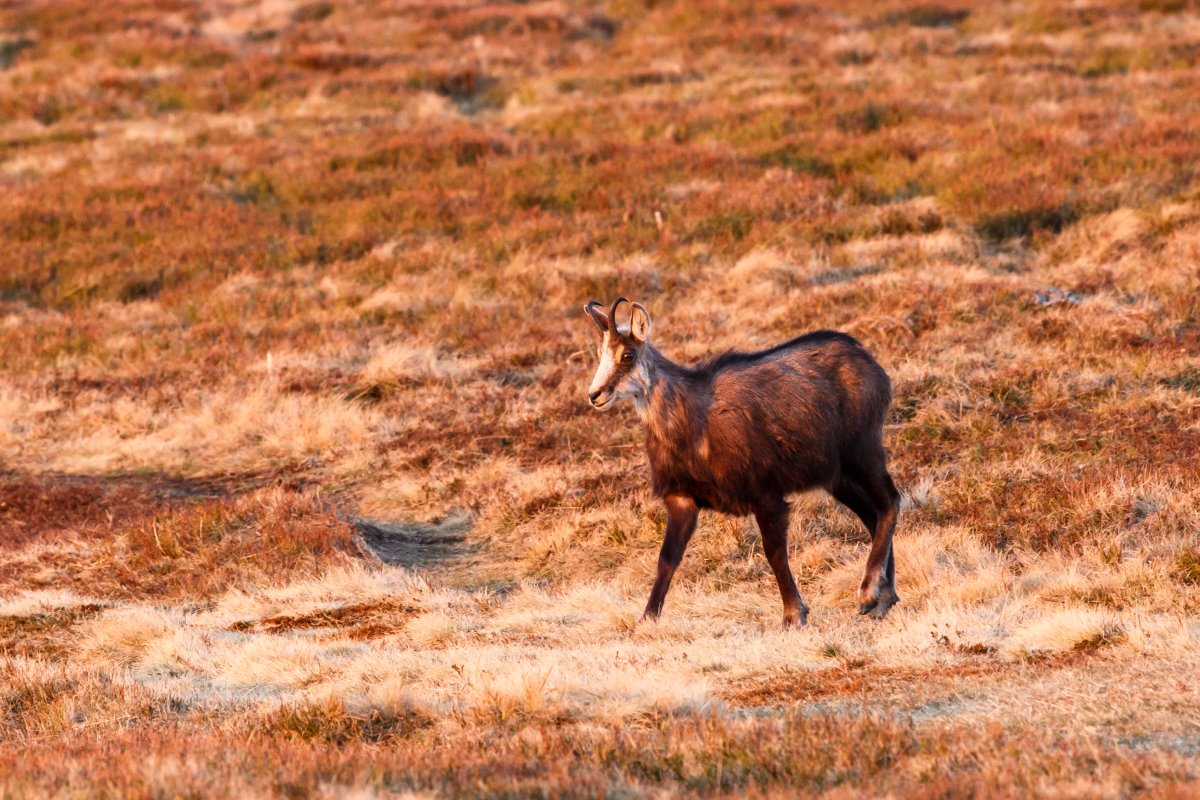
[621,351,635,362]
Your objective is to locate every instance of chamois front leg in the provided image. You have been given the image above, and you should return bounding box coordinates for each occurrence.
[755,498,808,628]
[642,495,699,622]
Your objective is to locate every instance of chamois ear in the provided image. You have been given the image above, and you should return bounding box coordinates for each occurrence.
[583,300,609,333]
[630,302,652,343]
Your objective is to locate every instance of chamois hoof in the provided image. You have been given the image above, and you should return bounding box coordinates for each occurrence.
[858,591,899,619]
[782,607,809,629]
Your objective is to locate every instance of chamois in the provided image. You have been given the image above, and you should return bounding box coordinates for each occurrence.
[584,297,900,627]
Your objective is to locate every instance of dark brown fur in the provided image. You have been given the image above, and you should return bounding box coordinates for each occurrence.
[585,298,900,627]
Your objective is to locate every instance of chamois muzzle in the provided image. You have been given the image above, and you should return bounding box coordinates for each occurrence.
[589,388,613,409]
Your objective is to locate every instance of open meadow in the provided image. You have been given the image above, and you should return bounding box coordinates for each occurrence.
[2,0,1200,796]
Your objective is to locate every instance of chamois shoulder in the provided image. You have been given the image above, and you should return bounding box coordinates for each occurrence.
[698,330,865,374]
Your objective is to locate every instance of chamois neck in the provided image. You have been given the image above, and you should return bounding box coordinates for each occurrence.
[636,344,689,421]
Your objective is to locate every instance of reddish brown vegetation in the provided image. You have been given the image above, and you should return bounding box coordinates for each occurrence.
[0,479,360,600]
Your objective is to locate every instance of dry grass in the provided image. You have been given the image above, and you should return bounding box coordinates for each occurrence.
[2,0,1200,796]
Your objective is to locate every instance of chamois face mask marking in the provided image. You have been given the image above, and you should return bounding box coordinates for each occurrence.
[585,298,651,411]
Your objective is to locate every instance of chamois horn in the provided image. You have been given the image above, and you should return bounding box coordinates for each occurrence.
[609,296,630,332]
[585,300,609,331]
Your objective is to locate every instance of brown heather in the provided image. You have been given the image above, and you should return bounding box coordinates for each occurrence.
[1,0,1199,797]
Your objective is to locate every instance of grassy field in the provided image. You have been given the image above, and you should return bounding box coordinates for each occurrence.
[2,0,1200,796]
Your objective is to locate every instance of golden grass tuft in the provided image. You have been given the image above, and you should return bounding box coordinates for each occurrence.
[356,344,475,395]
[1006,608,1127,659]
[79,607,176,670]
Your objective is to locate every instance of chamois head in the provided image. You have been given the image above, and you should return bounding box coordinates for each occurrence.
[583,296,652,411]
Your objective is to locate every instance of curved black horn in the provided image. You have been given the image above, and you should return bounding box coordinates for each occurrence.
[609,296,629,330]
[585,298,609,326]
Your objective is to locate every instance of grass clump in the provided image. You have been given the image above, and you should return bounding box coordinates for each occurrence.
[0,38,35,69]
[267,697,432,744]
[975,203,1082,242]
[835,103,904,135]
[1174,549,1200,586]
[758,146,836,178]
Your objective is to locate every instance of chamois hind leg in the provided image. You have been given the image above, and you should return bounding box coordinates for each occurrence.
[834,476,897,617]
[754,497,808,628]
[642,495,699,622]
[831,481,878,537]
[850,465,900,619]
